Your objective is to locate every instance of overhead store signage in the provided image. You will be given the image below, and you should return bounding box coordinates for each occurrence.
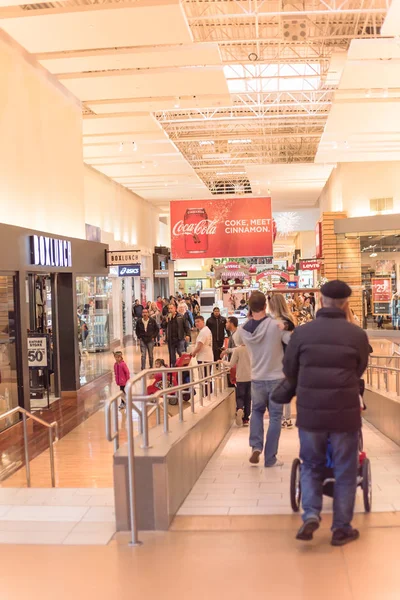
[174,271,188,278]
[299,259,322,271]
[106,250,141,266]
[256,269,290,282]
[118,264,141,277]
[170,197,273,259]
[154,270,169,278]
[30,235,72,268]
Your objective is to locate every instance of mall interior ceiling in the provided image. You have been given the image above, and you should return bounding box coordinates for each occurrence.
[1,0,399,217]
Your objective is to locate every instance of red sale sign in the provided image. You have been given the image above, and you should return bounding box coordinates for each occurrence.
[170,198,273,259]
[372,278,391,302]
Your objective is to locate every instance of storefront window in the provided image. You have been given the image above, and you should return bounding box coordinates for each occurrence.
[76,276,112,352]
[0,276,19,432]
[76,276,113,386]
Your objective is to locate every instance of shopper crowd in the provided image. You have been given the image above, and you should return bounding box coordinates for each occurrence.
[116,282,370,547]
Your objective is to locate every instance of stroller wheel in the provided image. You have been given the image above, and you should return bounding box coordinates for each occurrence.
[362,458,372,513]
[168,395,179,406]
[290,458,302,512]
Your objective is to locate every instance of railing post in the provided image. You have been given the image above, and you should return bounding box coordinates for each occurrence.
[113,398,119,453]
[22,412,31,488]
[213,363,218,398]
[178,371,184,422]
[156,402,161,426]
[189,369,195,413]
[48,427,56,488]
[141,402,151,449]
[396,370,400,396]
[162,371,169,433]
[377,369,381,390]
[198,364,204,406]
[125,381,142,547]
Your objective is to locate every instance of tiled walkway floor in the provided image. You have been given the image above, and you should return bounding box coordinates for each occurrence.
[0,487,115,545]
[179,418,400,516]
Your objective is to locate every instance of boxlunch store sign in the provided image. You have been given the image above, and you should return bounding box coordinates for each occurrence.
[30,235,72,268]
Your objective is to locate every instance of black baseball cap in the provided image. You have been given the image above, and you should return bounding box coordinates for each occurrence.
[321,280,352,299]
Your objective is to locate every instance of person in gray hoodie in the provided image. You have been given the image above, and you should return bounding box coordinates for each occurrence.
[239,290,291,467]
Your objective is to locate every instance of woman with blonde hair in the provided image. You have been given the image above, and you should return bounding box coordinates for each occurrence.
[268,293,297,429]
[149,301,162,346]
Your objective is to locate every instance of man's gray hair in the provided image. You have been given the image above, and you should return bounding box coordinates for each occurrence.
[322,295,349,309]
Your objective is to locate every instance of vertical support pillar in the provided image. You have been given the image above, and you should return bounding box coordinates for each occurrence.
[321,212,362,322]
[56,273,80,393]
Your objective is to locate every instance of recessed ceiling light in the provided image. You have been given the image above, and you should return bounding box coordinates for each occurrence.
[365,89,371,98]
[383,89,389,98]
[174,97,180,109]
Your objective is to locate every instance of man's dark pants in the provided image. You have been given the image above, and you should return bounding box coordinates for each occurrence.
[299,429,359,531]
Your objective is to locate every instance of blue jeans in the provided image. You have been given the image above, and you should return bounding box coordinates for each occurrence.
[168,339,185,367]
[299,429,359,531]
[250,380,284,467]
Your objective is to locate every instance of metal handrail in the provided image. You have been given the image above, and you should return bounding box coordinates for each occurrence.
[105,360,230,546]
[0,407,58,487]
[366,362,400,395]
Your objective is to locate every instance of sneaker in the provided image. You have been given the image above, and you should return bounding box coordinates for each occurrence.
[281,419,288,429]
[235,409,244,427]
[265,459,284,468]
[249,449,261,464]
[243,419,249,427]
[296,518,320,541]
[286,419,294,429]
[331,528,360,547]
[119,401,126,410]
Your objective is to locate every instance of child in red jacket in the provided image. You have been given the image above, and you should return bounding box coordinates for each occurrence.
[114,351,130,409]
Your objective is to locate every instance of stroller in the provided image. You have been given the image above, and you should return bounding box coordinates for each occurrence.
[146,353,193,406]
[290,432,372,513]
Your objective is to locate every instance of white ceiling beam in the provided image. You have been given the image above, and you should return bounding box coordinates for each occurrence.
[186,8,387,19]
[0,0,177,19]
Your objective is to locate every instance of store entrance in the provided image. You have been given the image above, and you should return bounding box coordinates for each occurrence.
[0,274,20,432]
[27,273,61,409]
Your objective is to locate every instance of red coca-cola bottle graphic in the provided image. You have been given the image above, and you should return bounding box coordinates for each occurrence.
[184,208,209,254]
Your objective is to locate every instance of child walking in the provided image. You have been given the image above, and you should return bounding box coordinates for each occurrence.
[114,351,130,409]
[229,344,252,427]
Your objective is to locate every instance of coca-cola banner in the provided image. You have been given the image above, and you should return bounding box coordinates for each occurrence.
[170,197,273,259]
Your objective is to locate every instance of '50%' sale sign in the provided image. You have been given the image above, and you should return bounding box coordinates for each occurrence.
[170,197,273,259]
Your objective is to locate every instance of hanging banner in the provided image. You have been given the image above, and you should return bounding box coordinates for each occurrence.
[170,198,273,259]
[372,278,391,302]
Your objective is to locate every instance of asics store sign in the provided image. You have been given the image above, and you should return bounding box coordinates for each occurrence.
[118,265,141,277]
[30,235,72,268]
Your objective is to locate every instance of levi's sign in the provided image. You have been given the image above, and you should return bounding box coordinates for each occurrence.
[299,259,321,271]
[30,235,72,268]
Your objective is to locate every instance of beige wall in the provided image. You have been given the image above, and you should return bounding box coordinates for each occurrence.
[0,31,85,238]
[83,165,161,254]
[319,162,400,217]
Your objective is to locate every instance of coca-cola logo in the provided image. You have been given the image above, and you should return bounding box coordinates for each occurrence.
[172,219,218,237]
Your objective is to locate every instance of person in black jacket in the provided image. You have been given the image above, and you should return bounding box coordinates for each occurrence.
[206,307,228,361]
[136,308,159,370]
[162,303,191,367]
[283,280,370,547]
